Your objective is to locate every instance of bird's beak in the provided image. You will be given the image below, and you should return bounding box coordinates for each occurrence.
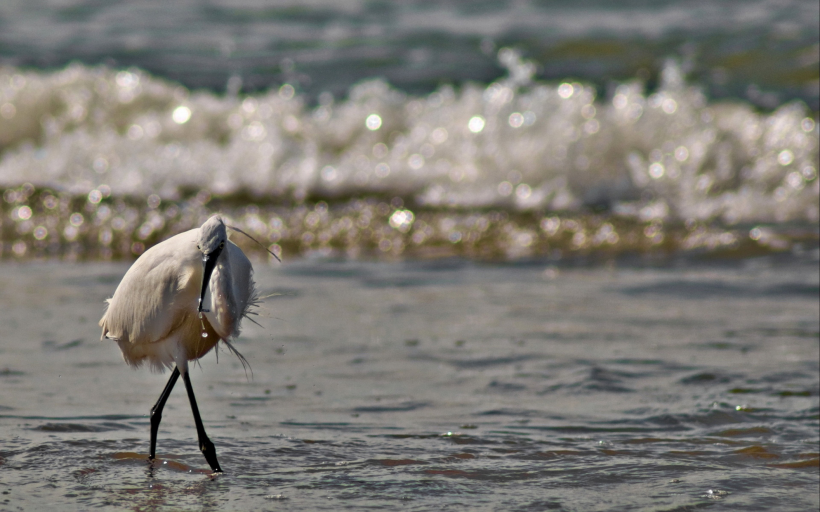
[198,245,224,313]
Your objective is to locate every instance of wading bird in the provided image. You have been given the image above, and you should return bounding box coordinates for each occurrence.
[100,214,265,473]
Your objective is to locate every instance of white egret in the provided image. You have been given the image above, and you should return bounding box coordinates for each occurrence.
[99,214,272,473]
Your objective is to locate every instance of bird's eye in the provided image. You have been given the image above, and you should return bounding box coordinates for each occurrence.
[219,241,225,249]
[197,244,201,250]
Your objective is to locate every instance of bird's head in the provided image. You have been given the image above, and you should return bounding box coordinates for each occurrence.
[197,215,227,255]
[197,215,227,313]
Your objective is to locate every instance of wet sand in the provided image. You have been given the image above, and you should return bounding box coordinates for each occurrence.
[0,257,818,510]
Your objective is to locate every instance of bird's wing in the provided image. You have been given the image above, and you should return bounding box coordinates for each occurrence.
[100,230,201,345]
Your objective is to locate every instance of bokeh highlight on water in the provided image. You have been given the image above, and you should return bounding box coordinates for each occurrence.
[1,0,819,262]
[0,50,817,262]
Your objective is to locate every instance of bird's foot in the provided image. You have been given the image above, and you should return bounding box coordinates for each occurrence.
[200,438,223,473]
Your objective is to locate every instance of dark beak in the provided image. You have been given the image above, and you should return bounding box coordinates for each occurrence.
[198,245,224,313]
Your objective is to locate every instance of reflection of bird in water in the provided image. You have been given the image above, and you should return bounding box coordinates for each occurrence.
[100,214,266,473]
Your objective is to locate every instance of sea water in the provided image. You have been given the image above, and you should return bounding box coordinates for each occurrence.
[0,259,818,510]
[0,1,817,263]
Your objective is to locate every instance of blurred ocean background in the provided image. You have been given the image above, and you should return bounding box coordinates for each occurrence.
[0,0,817,261]
[0,2,818,511]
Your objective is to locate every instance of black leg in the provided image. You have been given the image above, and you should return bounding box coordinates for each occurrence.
[149,366,180,461]
[182,370,223,473]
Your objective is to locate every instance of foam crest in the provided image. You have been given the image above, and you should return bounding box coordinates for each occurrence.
[0,52,817,226]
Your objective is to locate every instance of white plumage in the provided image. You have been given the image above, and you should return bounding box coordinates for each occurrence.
[99,214,258,473]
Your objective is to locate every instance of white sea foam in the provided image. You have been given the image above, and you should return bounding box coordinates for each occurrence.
[0,52,817,224]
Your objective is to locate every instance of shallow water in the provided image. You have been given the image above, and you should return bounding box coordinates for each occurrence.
[0,257,817,510]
